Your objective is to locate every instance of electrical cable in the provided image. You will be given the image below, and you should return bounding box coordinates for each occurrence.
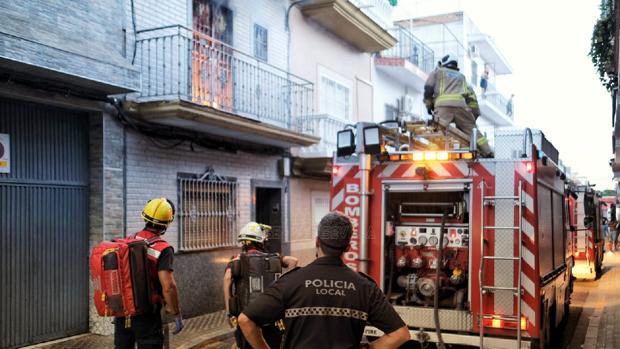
[130,0,138,65]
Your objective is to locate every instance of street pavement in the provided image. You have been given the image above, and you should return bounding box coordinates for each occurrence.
[25,253,620,348]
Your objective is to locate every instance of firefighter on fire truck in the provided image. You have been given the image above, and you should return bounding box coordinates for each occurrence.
[223,222,298,349]
[424,54,493,157]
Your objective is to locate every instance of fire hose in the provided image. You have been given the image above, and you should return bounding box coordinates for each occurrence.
[434,213,448,349]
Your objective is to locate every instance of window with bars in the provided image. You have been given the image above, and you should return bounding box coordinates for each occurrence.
[178,175,239,251]
[254,24,268,61]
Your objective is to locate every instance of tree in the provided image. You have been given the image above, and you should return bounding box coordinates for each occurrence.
[589,0,618,93]
[602,189,617,196]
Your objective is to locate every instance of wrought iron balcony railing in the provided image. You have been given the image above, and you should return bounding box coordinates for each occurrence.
[134,25,314,131]
[299,114,350,156]
[381,27,435,74]
[348,0,394,29]
[483,82,513,119]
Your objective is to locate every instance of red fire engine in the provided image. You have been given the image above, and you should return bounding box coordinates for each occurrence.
[570,183,604,279]
[331,123,573,348]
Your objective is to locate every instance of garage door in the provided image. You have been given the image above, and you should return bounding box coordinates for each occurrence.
[0,98,89,348]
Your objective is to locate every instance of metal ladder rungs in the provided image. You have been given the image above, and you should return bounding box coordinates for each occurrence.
[482,286,519,292]
[483,256,520,261]
[480,180,524,349]
[484,196,519,200]
[481,314,520,321]
[483,226,520,230]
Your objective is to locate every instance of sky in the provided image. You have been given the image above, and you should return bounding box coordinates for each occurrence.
[394,0,615,190]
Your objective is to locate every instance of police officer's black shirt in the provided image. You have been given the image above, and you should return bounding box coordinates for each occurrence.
[242,255,405,349]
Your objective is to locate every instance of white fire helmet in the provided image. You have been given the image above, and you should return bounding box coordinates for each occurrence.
[238,222,271,244]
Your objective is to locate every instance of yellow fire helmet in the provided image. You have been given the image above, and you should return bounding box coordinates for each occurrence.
[142,197,175,228]
[238,222,271,244]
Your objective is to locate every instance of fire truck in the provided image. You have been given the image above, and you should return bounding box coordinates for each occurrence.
[570,182,604,279]
[331,122,572,348]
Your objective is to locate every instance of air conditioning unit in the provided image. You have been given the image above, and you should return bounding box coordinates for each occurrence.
[398,95,415,115]
[469,45,479,58]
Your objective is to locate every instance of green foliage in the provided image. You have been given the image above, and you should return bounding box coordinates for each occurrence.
[590,0,617,93]
[389,0,397,6]
[602,189,617,196]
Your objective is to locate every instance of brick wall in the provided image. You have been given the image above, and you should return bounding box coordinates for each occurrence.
[0,0,139,91]
[89,112,127,335]
[123,126,288,316]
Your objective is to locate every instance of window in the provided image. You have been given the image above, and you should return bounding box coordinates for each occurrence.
[385,104,398,121]
[254,24,268,61]
[178,175,239,251]
[311,191,330,236]
[319,72,352,120]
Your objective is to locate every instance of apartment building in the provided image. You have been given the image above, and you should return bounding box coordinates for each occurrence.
[0,0,319,346]
[287,0,397,264]
[399,11,515,144]
[373,26,435,123]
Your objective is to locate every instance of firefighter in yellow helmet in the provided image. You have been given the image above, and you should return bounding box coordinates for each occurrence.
[115,198,184,349]
[223,222,298,349]
[424,54,493,157]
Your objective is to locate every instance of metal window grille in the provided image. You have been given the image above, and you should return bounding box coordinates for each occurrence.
[320,76,350,120]
[254,24,268,61]
[178,177,239,251]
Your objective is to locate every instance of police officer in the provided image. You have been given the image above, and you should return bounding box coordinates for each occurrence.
[115,197,184,349]
[238,212,410,349]
[424,54,493,157]
[224,222,298,349]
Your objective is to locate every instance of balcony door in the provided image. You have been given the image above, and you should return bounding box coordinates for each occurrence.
[191,0,234,109]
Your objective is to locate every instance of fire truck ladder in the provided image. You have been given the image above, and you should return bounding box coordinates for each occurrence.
[479,180,524,349]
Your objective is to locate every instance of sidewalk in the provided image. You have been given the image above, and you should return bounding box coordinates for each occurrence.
[581,252,620,349]
[26,310,234,349]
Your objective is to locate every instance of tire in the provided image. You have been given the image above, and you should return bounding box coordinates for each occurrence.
[539,304,553,349]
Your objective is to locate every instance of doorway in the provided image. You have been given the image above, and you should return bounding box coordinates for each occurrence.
[254,184,283,254]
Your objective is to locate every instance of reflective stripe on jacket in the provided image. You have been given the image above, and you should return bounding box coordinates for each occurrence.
[425,67,471,109]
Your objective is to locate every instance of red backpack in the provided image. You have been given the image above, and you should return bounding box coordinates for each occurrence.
[90,235,162,326]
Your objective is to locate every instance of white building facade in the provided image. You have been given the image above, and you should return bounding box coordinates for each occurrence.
[390,9,515,145]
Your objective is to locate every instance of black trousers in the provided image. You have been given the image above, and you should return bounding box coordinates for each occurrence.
[114,311,164,349]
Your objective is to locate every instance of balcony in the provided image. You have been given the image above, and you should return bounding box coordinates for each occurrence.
[478,82,514,127]
[293,114,349,158]
[131,25,318,148]
[290,114,349,177]
[375,27,434,91]
[468,33,512,74]
[300,0,397,52]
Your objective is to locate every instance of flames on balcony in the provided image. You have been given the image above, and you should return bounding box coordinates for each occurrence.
[134,25,313,132]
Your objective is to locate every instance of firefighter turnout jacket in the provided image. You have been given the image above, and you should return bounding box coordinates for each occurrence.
[242,255,405,349]
[424,67,480,117]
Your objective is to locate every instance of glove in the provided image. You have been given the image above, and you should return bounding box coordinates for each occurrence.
[172,314,184,335]
[227,312,238,328]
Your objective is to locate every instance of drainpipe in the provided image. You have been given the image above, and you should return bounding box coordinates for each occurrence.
[286,1,307,130]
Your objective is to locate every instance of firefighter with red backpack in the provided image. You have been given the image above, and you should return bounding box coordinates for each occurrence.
[223,222,298,349]
[91,197,183,349]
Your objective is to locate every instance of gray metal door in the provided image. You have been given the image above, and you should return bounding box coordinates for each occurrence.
[0,98,89,348]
